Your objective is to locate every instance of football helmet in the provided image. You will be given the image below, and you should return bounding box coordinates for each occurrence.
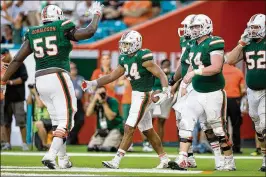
[41,5,64,23]
[247,14,265,38]
[119,30,142,55]
[189,14,213,40]
[178,14,196,37]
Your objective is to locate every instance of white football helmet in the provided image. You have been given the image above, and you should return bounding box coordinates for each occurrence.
[247,14,265,38]
[178,14,196,37]
[119,30,142,55]
[41,5,65,23]
[189,14,213,40]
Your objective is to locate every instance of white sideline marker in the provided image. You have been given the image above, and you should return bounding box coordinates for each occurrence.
[1,173,104,177]
[0,152,262,160]
[1,166,203,174]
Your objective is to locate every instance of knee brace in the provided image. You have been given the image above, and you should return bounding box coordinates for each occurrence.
[179,130,193,143]
[204,129,218,143]
[53,125,67,143]
[256,132,265,142]
[218,136,232,151]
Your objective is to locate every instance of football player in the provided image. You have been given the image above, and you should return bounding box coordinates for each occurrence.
[82,30,170,169]
[171,14,236,171]
[168,15,223,170]
[0,2,104,169]
[226,14,265,172]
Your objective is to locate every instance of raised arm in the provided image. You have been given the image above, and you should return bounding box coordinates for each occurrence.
[2,40,32,83]
[226,29,250,65]
[225,45,244,65]
[72,2,104,41]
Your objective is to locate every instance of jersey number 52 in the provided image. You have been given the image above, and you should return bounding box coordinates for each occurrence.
[33,36,58,58]
[246,51,266,69]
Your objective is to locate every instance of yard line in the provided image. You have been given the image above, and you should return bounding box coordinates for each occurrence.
[0,152,262,160]
[1,166,203,174]
[1,172,108,176]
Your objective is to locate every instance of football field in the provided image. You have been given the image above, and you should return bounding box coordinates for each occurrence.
[1,146,264,176]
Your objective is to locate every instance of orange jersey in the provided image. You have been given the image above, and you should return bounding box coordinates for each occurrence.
[122,1,153,27]
[223,64,245,98]
[91,68,116,98]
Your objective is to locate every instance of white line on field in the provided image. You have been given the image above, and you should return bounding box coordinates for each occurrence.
[1,166,203,174]
[0,152,262,159]
[1,172,109,176]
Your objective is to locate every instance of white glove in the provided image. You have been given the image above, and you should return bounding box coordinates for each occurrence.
[87,1,104,17]
[239,29,251,46]
[154,87,171,105]
[81,80,98,93]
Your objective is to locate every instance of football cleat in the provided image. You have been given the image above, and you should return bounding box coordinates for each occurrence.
[58,155,72,169]
[42,153,57,169]
[259,166,266,172]
[187,155,197,168]
[218,156,236,171]
[102,160,119,169]
[155,159,170,169]
[168,161,187,171]
[142,142,153,152]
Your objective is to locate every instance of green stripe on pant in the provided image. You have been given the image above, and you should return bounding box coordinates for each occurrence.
[57,73,73,131]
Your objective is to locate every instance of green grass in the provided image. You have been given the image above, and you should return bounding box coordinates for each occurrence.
[1,146,265,176]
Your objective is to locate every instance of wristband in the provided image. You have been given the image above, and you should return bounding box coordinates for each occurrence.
[238,40,246,47]
[92,80,98,87]
[162,87,169,92]
[194,68,203,75]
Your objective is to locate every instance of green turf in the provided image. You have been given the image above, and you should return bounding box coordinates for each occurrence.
[1,147,265,176]
[3,145,258,156]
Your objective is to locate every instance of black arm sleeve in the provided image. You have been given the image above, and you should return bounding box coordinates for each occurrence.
[64,27,78,42]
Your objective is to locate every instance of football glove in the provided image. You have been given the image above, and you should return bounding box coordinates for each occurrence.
[239,29,251,47]
[154,87,170,105]
[87,1,104,17]
[168,75,176,86]
[81,80,98,93]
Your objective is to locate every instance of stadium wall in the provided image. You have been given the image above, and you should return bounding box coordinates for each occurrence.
[76,1,266,144]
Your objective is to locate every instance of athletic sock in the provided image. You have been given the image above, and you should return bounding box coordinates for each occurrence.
[113,149,126,164]
[159,152,168,162]
[48,137,63,159]
[188,146,194,157]
[210,141,222,167]
[58,142,66,158]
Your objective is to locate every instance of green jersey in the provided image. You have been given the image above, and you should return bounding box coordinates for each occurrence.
[190,36,225,93]
[119,49,154,92]
[180,36,192,78]
[25,19,76,72]
[96,97,124,133]
[243,38,266,90]
[153,72,174,91]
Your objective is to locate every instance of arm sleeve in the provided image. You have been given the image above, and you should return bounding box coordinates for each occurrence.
[141,49,153,63]
[19,64,28,82]
[62,20,78,42]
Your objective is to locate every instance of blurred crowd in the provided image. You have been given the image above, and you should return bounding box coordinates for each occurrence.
[2,48,260,156]
[1,0,193,45]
